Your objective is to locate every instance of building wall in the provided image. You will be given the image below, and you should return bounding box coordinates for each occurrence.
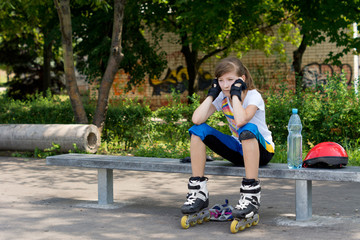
[90,32,358,109]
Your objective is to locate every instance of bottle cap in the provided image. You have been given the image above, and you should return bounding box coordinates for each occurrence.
[292,108,298,114]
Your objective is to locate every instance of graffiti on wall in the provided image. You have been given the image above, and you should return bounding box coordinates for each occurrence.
[302,62,354,89]
[150,66,213,95]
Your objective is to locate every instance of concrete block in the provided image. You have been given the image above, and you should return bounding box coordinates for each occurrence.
[0,124,100,153]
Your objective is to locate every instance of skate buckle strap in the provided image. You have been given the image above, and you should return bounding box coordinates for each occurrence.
[240,187,261,194]
[188,184,201,190]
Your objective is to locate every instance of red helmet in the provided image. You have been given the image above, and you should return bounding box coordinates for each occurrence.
[303,142,348,168]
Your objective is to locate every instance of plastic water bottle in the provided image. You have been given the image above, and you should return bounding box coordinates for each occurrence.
[287,108,303,169]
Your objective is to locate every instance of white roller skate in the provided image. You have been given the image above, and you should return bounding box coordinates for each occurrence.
[230,178,261,233]
[180,177,210,229]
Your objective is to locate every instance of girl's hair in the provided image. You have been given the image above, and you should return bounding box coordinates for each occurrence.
[214,57,256,90]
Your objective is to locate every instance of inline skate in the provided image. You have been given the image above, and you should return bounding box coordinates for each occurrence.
[180,177,210,229]
[230,178,261,233]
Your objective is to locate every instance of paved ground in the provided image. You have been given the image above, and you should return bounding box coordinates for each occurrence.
[0,156,359,240]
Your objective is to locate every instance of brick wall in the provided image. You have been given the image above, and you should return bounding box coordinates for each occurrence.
[90,33,359,109]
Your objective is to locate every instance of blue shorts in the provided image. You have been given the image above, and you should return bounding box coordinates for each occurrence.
[189,123,274,166]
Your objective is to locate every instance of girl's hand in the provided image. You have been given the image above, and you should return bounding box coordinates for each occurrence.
[207,79,222,99]
[230,78,247,101]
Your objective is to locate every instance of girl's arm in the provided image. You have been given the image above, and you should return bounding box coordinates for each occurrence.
[232,94,258,128]
[192,96,217,125]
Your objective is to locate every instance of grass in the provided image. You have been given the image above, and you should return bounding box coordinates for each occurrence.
[343,143,360,166]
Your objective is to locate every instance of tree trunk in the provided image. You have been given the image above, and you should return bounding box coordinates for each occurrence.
[54,0,88,123]
[93,0,125,133]
[180,34,198,103]
[293,34,308,95]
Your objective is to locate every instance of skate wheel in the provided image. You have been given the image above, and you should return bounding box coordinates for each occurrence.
[203,209,211,222]
[246,222,252,228]
[253,215,260,226]
[181,215,190,229]
[238,219,246,231]
[197,218,203,224]
[230,220,239,233]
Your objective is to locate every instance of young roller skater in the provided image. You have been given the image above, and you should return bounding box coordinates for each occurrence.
[180,57,274,232]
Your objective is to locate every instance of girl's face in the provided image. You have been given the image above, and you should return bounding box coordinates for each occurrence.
[218,71,245,98]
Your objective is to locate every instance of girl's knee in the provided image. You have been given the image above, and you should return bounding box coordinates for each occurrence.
[239,130,256,141]
[191,134,202,141]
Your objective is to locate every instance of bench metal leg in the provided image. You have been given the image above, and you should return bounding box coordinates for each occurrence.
[98,169,113,205]
[295,179,312,221]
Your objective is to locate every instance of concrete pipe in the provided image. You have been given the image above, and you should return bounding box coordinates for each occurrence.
[0,124,101,153]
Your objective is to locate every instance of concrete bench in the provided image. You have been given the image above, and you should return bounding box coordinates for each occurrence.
[46,153,360,221]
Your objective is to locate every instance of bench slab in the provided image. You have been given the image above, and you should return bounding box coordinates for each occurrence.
[47,153,360,182]
[46,153,360,221]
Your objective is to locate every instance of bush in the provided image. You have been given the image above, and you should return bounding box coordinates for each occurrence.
[264,84,296,145]
[149,92,230,154]
[152,92,195,145]
[301,76,360,145]
[128,92,230,159]
[2,77,360,166]
[0,90,75,124]
[265,74,360,154]
[103,98,152,151]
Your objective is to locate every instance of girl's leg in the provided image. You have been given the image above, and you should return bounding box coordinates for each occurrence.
[190,134,207,177]
[181,124,214,215]
[233,136,262,219]
[182,135,209,215]
[182,123,239,214]
[233,124,274,219]
[242,138,260,180]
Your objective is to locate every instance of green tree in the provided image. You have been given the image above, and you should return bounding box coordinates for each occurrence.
[284,0,360,93]
[54,0,126,127]
[1,0,167,130]
[71,0,167,92]
[140,0,296,99]
[0,0,63,97]
[54,0,167,130]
